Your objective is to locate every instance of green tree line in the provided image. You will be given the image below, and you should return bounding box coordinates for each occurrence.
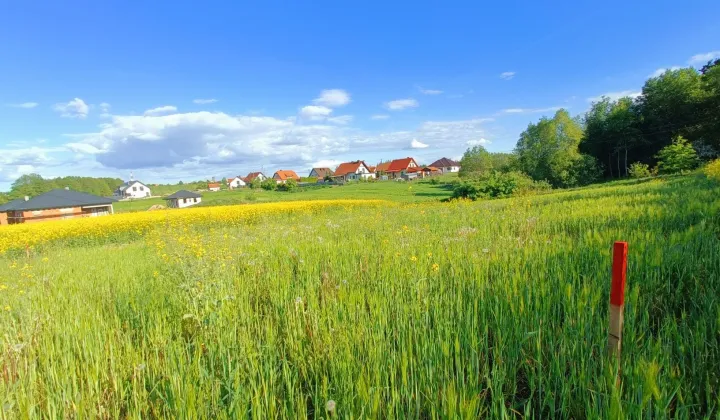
[459,59,720,189]
[6,174,124,200]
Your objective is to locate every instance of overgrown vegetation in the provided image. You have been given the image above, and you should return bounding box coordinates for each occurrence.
[1,174,718,417]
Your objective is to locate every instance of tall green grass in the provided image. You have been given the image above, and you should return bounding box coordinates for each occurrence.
[1,175,718,418]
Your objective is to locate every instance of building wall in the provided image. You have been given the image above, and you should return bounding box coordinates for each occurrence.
[169,197,201,208]
[121,182,152,198]
[21,207,82,223]
[229,178,245,188]
[209,186,221,191]
[0,212,7,226]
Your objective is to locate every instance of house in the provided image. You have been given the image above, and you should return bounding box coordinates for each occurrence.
[309,167,334,181]
[207,182,221,192]
[374,161,393,180]
[245,172,267,183]
[429,157,461,173]
[0,188,114,225]
[273,170,300,184]
[386,157,419,179]
[115,180,152,198]
[227,176,246,189]
[407,166,441,179]
[333,161,374,182]
[164,190,202,208]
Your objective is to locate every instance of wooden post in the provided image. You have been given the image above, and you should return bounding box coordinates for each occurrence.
[608,241,628,358]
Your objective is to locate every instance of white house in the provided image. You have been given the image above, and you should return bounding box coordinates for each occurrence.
[164,190,202,208]
[333,161,374,182]
[227,176,246,189]
[429,157,461,173]
[114,180,152,199]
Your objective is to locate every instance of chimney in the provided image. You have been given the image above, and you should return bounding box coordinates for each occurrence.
[130,171,134,181]
[24,196,29,201]
[65,186,70,190]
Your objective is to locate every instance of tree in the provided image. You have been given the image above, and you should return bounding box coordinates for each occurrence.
[10,173,49,198]
[698,59,720,155]
[515,109,598,187]
[0,193,8,205]
[260,178,277,191]
[489,152,518,173]
[656,136,698,174]
[249,177,262,189]
[283,178,298,192]
[458,145,493,177]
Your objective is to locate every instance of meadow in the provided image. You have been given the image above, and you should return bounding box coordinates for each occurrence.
[0,174,718,418]
[113,176,457,213]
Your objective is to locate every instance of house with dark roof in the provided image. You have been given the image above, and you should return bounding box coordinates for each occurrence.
[333,161,374,182]
[164,190,202,208]
[273,170,300,184]
[309,167,334,180]
[244,172,267,183]
[0,188,115,225]
[114,180,152,199]
[429,157,461,173]
[386,157,419,179]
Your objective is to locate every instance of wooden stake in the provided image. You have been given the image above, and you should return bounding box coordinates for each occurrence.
[608,241,628,358]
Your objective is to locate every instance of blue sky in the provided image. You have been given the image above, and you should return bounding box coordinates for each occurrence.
[1,0,719,189]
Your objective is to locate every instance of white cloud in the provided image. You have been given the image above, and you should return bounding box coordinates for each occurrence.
[53,98,89,119]
[312,159,343,169]
[385,98,419,110]
[500,71,516,80]
[371,114,390,120]
[501,106,562,114]
[7,102,38,109]
[688,51,720,66]
[467,138,491,146]
[587,91,641,103]
[99,102,112,118]
[327,115,353,124]
[193,98,218,104]
[300,105,333,120]
[410,139,429,149]
[144,105,178,116]
[649,66,681,78]
[418,86,443,95]
[313,89,351,107]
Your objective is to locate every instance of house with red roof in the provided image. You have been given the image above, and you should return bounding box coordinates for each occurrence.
[407,166,441,179]
[333,161,374,182]
[273,170,301,184]
[386,157,419,179]
[207,182,221,192]
[244,172,267,183]
[227,176,246,189]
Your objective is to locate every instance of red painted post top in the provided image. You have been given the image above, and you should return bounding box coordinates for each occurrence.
[610,241,628,306]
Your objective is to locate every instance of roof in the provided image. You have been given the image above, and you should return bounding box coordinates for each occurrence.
[375,161,392,173]
[245,172,265,182]
[368,166,376,173]
[116,180,148,192]
[407,166,440,173]
[334,161,370,177]
[273,170,300,180]
[387,157,418,173]
[165,190,202,199]
[0,189,114,212]
[310,167,334,178]
[429,157,459,168]
[208,182,221,188]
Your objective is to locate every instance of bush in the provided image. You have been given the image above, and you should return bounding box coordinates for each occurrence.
[429,177,440,185]
[249,178,262,189]
[656,136,699,174]
[705,158,720,182]
[281,179,299,192]
[260,179,277,191]
[628,162,652,178]
[450,171,550,201]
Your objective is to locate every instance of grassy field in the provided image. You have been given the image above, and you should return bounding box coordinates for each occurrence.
[114,176,457,213]
[0,174,718,417]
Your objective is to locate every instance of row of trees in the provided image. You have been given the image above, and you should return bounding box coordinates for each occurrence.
[4,174,125,201]
[459,59,719,188]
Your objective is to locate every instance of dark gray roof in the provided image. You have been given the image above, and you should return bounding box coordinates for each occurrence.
[0,189,114,212]
[116,180,148,192]
[165,190,202,199]
[429,157,459,167]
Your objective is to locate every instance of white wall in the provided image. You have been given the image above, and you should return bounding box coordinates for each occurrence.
[169,197,201,208]
[122,181,151,198]
[228,178,245,188]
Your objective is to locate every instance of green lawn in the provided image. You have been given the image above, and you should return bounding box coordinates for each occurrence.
[114,175,458,213]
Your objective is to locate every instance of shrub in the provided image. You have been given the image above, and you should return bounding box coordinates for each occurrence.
[260,179,277,191]
[249,178,262,189]
[705,158,720,182]
[629,162,652,178]
[656,136,699,174]
[282,179,299,192]
[429,177,440,185]
[244,192,258,202]
[450,171,550,201]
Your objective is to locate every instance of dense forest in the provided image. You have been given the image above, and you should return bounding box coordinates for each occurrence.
[457,59,720,197]
[0,174,124,204]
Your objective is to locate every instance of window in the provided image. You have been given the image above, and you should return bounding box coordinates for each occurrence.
[194,198,198,203]
[140,186,144,191]
[133,186,137,192]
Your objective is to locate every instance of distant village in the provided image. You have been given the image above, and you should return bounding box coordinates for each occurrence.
[0,156,459,225]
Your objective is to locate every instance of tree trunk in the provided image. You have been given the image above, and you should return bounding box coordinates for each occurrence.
[609,153,613,178]
[624,147,628,177]
[617,151,621,178]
